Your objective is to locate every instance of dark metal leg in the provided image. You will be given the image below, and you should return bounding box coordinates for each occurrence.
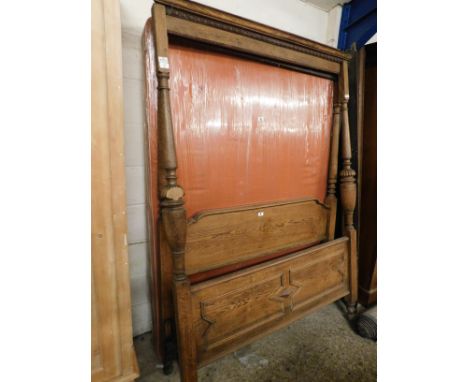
[346,302,358,320]
[163,336,177,375]
[163,360,174,375]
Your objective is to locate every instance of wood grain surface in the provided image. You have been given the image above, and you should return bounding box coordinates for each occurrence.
[185,199,330,275]
[92,0,139,380]
[190,237,349,365]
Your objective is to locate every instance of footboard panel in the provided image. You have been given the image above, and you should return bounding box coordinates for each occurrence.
[190,237,350,365]
[185,198,330,276]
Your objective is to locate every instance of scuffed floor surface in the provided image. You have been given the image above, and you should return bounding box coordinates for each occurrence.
[135,303,376,382]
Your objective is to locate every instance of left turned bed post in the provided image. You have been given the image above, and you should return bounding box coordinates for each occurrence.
[152,4,197,381]
[339,60,359,317]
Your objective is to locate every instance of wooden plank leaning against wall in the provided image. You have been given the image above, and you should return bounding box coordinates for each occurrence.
[91,0,139,380]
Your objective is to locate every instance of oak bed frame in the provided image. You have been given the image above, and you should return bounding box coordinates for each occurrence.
[144,1,357,380]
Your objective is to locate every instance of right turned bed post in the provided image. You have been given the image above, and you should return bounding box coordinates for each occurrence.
[339,60,359,317]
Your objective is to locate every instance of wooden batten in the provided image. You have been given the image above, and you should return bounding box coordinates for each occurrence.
[92,0,139,380]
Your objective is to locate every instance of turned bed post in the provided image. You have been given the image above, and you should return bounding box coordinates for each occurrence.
[339,60,359,317]
[325,86,341,241]
[152,4,197,381]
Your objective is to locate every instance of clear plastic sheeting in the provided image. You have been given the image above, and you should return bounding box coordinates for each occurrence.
[145,24,334,218]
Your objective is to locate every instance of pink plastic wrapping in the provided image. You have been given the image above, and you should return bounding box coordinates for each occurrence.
[145,24,334,219]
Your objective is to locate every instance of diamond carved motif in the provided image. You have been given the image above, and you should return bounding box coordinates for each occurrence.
[200,301,216,338]
[269,273,300,313]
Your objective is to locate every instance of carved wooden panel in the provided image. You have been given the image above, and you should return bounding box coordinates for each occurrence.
[290,244,348,310]
[166,16,341,73]
[185,199,330,275]
[190,237,349,365]
[197,275,286,345]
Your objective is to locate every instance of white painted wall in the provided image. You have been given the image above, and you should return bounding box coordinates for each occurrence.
[120,0,343,336]
[120,0,341,43]
[186,0,328,42]
[366,33,377,45]
[326,5,343,48]
[120,26,151,336]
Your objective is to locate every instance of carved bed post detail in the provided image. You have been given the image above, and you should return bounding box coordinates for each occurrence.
[152,4,197,381]
[339,60,358,318]
[325,91,341,241]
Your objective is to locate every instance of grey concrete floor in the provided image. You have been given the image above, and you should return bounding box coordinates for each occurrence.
[134,302,376,382]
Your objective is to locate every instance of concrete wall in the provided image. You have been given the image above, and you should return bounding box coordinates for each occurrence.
[120,0,343,336]
[121,26,151,336]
